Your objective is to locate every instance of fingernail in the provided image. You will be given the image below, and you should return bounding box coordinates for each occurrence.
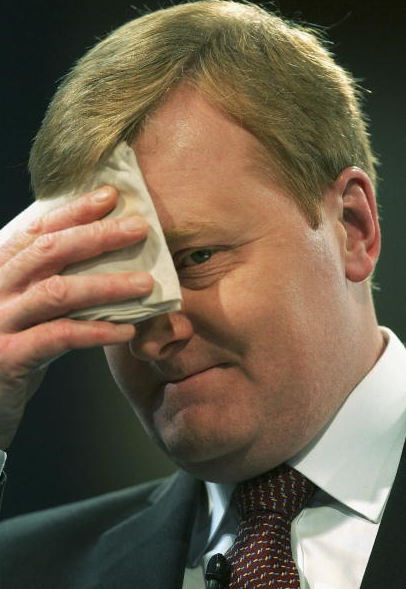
[92,187,113,202]
[115,323,136,337]
[118,217,146,233]
[129,273,153,289]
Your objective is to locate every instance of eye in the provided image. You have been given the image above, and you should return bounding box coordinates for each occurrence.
[177,248,214,268]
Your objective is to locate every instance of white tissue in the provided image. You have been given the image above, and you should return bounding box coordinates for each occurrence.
[0,142,182,323]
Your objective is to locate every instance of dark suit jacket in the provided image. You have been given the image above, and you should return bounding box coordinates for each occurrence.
[0,442,405,589]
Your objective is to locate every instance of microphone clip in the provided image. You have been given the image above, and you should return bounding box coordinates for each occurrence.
[205,553,231,588]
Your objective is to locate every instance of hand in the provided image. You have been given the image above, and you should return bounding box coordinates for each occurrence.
[0,186,153,449]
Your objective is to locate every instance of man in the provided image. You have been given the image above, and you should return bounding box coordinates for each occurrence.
[0,1,405,588]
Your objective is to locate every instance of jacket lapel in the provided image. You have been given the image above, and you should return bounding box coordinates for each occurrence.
[97,471,204,589]
[360,438,406,588]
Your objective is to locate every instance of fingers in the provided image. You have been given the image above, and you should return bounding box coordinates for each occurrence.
[0,184,150,449]
[29,186,118,235]
[0,186,119,267]
[0,183,152,377]
[0,319,137,381]
[1,214,149,292]
[2,271,154,331]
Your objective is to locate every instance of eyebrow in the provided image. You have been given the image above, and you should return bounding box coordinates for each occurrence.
[163,220,222,243]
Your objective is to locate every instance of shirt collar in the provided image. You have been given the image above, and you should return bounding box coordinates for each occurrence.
[205,481,235,541]
[205,327,406,534]
[287,327,406,523]
[188,481,236,566]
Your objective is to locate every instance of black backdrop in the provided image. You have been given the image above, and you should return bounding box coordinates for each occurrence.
[1,0,405,519]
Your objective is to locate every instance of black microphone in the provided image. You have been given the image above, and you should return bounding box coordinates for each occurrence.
[205,553,231,588]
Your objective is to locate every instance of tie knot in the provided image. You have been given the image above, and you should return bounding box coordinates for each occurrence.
[233,464,316,523]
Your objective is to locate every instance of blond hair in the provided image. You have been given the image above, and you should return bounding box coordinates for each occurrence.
[29,0,377,227]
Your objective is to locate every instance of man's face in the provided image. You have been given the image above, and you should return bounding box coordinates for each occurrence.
[104,85,354,482]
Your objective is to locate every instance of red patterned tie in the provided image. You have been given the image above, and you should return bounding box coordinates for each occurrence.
[225,464,316,588]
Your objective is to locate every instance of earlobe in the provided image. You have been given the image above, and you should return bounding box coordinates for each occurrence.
[338,167,381,283]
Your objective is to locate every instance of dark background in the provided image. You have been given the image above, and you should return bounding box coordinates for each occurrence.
[1,0,405,519]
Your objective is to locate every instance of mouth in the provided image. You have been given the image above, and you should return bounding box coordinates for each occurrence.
[162,363,231,385]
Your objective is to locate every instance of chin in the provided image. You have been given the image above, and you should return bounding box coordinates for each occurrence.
[141,397,301,482]
[154,426,284,483]
[173,449,286,483]
[149,416,253,481]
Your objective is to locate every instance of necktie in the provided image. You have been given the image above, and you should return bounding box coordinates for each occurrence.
[225,464,316,588]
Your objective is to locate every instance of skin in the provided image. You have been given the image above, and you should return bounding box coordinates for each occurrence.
[0,83,383,483]
[103,84,384,482]
[0,190,153,449]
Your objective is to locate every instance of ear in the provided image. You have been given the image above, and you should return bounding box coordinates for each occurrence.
[336,167,381,283]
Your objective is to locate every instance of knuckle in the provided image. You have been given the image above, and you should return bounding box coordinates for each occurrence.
[99,280,116,299]
[52,318,75,347]
[53,318,110,347]
[33,232,57,255]
[41,275,69,305]
[91,324,111,341]
[89,219,110,242]
[26,215,45,237]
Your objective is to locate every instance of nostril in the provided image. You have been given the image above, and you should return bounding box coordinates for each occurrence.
[129,333,190,361]
[128,311,194,361]
[160,338,190,357]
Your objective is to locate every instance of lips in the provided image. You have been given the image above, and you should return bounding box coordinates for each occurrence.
[158,363,230,384]
[166,367,214,383]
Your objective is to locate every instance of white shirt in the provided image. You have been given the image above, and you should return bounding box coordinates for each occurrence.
[183,327,406,588]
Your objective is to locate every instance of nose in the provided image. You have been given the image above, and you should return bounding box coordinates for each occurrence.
[129,310,194,361]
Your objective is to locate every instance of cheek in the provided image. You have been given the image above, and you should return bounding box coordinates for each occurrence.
[205,234,345,385]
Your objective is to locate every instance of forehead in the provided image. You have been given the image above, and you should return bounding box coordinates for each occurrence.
[134,84,260,170]
[132,85,299,238]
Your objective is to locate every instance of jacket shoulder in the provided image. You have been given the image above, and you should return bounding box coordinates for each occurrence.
[0,475,167,540]
[0,472,197,589]
[0,476,172,588]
